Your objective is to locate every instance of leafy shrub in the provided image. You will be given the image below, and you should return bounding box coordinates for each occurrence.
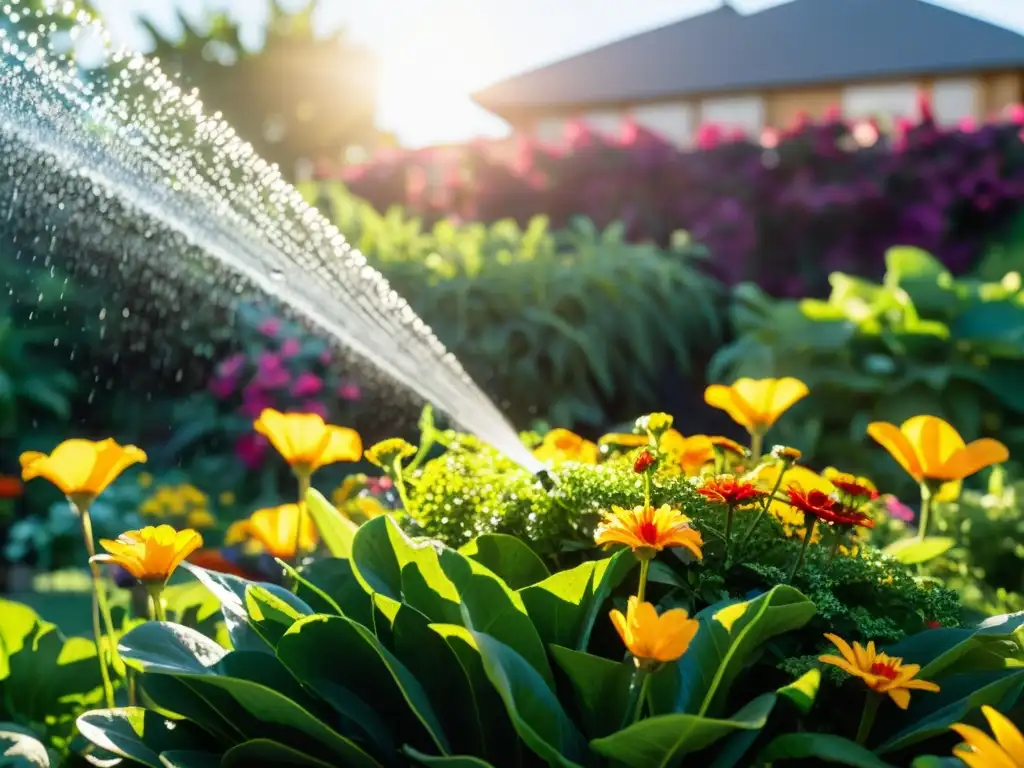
[708,246,1024,496]
[298,181,723,427]
[335,110,1024,297]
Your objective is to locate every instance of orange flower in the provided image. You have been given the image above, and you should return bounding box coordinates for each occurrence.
[951,705,1024,768]
[594,504,703,560]
[93,525,202,584]
[534,428,599,464]
[704,378,809,434]
[867,415,1008,484]
[20,439,147,505]
[819,633,940,709]
[254,409,362,475]
[786,485,873,528]
[610,597,699,667]
[709,436,748,457]
[697,475,764,507]
[247,504,319,559]
[598,432,650,450]
[675,434,715,475]
[0,475,22,499]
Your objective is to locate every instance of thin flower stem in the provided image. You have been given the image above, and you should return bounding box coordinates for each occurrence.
[723,505,734,568]
[916,483,933,541]
[738,463,791,557]
[127,670,136,707]
[828,528,844,566]
[147,584,167,622]
[636,558,651,604]
[405,431,435,474]
[750,430,763,461]
[291,470,312,566]
[393,459,414,516]
[74,501,116,709]
[622,666,650,728]
[643,473,651,511]
[632,671,653,723]
[786,518,816,583]
[856,693,881,745]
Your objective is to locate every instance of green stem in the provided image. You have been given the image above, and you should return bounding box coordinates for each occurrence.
[75,501,116,709]
[127,670,136,707]
[632,671,653,723]
[146,584,167,622]
[405,430,436,474]
[856,693,881,745]
[393,459,415,516]
[723,505,734,568]
[636,558,651,604]
[643,473,651,510]
[917,483,933,541]
[622,666,651,728]
[750,430,764,461]
[291,470,312,565]
[828,527,845,566]
[738,462,791,556]
[786,518,816,583]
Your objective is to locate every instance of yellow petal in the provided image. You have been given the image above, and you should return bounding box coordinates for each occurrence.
[954,745,1013,768]
[867,421,924,481]
[818,655,862,679]
[763,377,810,426]
[952,724,1019,768]
[938,439,1010,481]
[900,415,965,478]
[982,706,1024,765]
[823,633,858,667]
[888,687,911,710]
[705,384,759,432]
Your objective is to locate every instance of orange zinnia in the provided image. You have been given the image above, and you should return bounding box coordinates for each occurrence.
[610,596,699,668]
[20,439,147,506]
[697,475,764,507]
[534,428,599,464]
[93,525,202,584]
[594,504,703,559]
[819,633,940,709]
[254,409,362,475]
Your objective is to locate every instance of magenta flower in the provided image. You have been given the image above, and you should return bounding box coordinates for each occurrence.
[258,317,281,337]
[208,375,237,400]
[235,433,269,470]
[885,495,916,523]
[258,352,283,371]
[338,382,362,401]
[239,384,276,417]
[299,400,328,419]
[255,353,290,389]
[291,372,323,397]
[216,352,247,379]
[281,338,301,358]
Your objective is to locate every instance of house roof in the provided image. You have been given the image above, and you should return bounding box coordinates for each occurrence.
[472,0,1024,116]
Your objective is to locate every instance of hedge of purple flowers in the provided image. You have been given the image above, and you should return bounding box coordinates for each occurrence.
[334,100,1024,297]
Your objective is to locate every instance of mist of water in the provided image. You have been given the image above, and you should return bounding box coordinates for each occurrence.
[0,2,543,473]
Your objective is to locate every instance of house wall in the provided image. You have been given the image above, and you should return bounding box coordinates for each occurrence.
[516,69,1024,147]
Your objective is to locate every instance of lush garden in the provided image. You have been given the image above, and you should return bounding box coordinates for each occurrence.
[4,104,1024,765]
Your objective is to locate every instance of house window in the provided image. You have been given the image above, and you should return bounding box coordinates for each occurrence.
[931,78,979,125]
[631,102,694,146]
[534,117,566,144]
[699,95,764,135]
[841,82,918,121]
[583,110,623,137]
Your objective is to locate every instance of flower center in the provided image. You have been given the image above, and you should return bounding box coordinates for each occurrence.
[637,520,659,545]
[869,661,899,680]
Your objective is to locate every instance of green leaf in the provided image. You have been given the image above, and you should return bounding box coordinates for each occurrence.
[277,614,450,756]
[520,549,636,651]
[305,488,358,558]
[402,746,495,767]
[549,645,632,738]
[244,585,304,648]
[759,733,896,767]
[296,558,373,626]
[590,692,775,767]
[118,621,228,675]
[139,675,240,744]
[157,752,223,768]
[778,668,821,714]
[885,246,949,282]
[650,585,817,717]
[879,669,1024,753]
[221,739,336,767]
[0,723,52,767]
[458,534,549,590]
[76,707,213,768]
[883,537,956,565]
[0,599,42,679]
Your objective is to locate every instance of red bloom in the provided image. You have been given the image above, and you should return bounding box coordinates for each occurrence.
[187,548,255,579]
[831,478,880,500]
[0,475,22,499]
[786,486,875,529]
[633,450,657,474]
[697,475,764,507]
[925,620,942,630]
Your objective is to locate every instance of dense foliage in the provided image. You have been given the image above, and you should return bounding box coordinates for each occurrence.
[336,109,1024,296]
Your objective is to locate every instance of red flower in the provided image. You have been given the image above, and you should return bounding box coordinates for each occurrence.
[697,475,764,507]
[0,475,22,499]
[925,620,942,630]
[786,486,875,529]
[633,449,657,474]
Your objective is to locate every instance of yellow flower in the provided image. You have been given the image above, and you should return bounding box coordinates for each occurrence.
[704,377,809,434]
[365,438,417,469]
[636,412,674,439]
[867,415,1008,484]
[598,432,650,449]
[709,436,748,457]
[533,428,599,465]
[594,504,704,560]
[93,525,202,584]
[225,519,250,546]
[254,409,363,475]
[332,474,369,506]
[20,439,147,505]
[186,509,217,529]
[219,491,236,507]
[819,633,940,709]
[610,596,699,667]
[675,434,715,475]
[952,705,1024,768]
[137,472,154,489]
[247,504,318,559]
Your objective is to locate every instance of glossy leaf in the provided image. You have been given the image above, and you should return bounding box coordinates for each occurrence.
[157,752,223,768]
[549,645,632,738]
[221,739,337,767]
[305,488,358,558]
[296,557,373,626]
[76,707,213,768]
[760,733,896,767]
[778,668,821,714]
[458,534,549,590]
[402,746,495,767]
[244,585,305,648]
[882,537,955,565]
[0,723,52,768]
[590,692,775,767]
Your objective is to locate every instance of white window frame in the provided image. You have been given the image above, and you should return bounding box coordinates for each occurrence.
[841,81,918,121]
[583,110,623,137]
[630,102,695,147]
[931,78,979,125]
[698,95,764,134]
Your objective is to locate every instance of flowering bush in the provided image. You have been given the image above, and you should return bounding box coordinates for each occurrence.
[5,379,1024,766]
[335,108,1024,297]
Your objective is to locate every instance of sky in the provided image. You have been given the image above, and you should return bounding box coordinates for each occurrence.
[91,0,1024,148]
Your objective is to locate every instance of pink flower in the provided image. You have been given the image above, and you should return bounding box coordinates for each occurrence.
[298,400,328,419]
[280,338,301,358]
[885,495,916,523]
[239,384,276,417]
[338,383,361,401]
[255,353,290,389]
[216,353,247,379]
[208,375,237,400]
[318,350,332,365]
[292,372,323,398]
[258,317,281,337]
[235,433,269,470]
[258,352,282,371]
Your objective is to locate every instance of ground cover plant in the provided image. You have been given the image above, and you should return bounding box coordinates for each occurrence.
[3,377,1024,766]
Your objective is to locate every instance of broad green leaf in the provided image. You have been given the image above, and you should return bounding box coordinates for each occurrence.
[458,534,549,590]
[244,585,304,648]
[305,488,358,558]
[277,614,450,756]
[886,627,1024,680]
[119,621,228,675]
[883,537,955,565]
[778,668,821,714]
[0,723,51,768]
[76,708,213,768]
[402,746,495,767]
[221,739,336,767]
[760,733,896,767]
[879,669,1024,753]
[549,645,632,738]
[158,752,222,768]
[910,758,964,768]
[140,675,241,744]
[296,557,372,626]
[520,549,636,651]
[590,692,775,767]
[649,585,817,717]
[885,246,949,282]
[0,599,42,680]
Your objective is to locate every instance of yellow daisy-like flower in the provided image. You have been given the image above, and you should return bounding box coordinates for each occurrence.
[185,509,217,529]
[365,438,417,469]
[533,428,599,465]
[594,504,704,560]
[93,525,202,584]
[819,633,940,709]
[952,705,1024,768]
[704,377,809,435]
[20,439,147,506]
[636,412,674,439]
[610,596,699,668]
[254,409,362,475]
